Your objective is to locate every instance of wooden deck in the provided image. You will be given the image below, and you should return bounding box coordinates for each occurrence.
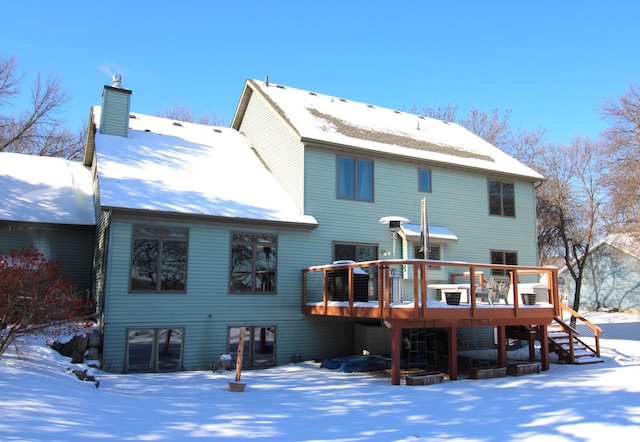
[302,259,561,385]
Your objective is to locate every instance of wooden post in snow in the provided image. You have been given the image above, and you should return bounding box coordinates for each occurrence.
[235,327,245,382]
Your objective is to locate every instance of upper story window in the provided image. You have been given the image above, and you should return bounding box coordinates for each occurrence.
[230,233,277,293]
[418,168,432,192]
[488,180,515,217]
[337,156,373,201]
[130,226,188,292]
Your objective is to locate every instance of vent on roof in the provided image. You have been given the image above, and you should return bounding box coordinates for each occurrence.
[339,98,347,102]
[145,129,150,132]
[418,116,425,119]
[129,114,137,119]
[276,84,285,89]
[309,91,317,96]
[442,121,450,125]
[173,121,183,127]
[213,128,222,133]
[366,104,374,108]
[393,110,400,114]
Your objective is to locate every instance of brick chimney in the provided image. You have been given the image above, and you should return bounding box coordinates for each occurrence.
[99,74,132,137]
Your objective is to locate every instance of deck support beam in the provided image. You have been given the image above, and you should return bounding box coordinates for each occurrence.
[390,324,402,385]
[539,323,549,371]
[497,325,507,367]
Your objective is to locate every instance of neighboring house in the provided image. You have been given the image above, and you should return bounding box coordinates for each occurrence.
[0,152,95,293]
[85,77,545,374]
[561,234,640,313]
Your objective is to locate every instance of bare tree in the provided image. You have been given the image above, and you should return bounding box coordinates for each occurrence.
[600,82,640,233]
[410,102,546,163]
[155,101,225,126]
[535,136,606,311]
[0,54,84,160]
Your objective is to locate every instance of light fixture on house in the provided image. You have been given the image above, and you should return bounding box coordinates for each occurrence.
[379,216,410,260]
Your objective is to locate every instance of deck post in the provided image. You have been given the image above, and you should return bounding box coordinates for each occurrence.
[390,324,402,385]
[539,323,549,371]
[448,325,458,380]
[497,325,507,367]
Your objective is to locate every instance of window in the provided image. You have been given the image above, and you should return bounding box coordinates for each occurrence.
[415,244,441,269]
[333,242,378,298]
[488,180,515,217]
[228,326,276,369]
[337,156,373,201]
[491,250,518,276]
[130,226,188,292]
[126,328,184,373]
[230,233,277,293]
[418,168,432,192]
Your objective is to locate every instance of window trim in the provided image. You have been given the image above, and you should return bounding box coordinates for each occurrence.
[227,325,276,369]
[418,168,432,193]
[490,250,518,276]
[129,225,189,293]
[125,327,184,373]
[414,244,441,269]
[336,155,374,202]
[229,233,278,294]
[488,179,515,217]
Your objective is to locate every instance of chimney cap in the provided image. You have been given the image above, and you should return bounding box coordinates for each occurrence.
[112,74,122,88]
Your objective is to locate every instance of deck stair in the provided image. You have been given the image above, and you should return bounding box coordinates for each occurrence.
[548,316,604,364]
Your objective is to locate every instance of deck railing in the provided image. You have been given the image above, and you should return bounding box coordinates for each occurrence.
[302,259,561,322]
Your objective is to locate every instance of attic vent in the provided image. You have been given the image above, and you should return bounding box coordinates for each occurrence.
[309,92,317,96]
[173,121,183,127]
[442,121,450,125]
[276,84,285,89]
[366,104,374,108]
[418,116,425,119]
[213,128,222,133]
[129,114,137,119]
[145,129,151,132]
[393,110,401,114]
[339,98,347,102]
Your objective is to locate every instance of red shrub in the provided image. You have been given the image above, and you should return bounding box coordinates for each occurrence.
[0,247,93,356]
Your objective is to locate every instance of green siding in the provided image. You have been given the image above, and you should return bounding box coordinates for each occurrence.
[237,93,305,212]
[0,221,95,292]
[101,217,354,372]
[100,87,131,137]
[303,148,539,274]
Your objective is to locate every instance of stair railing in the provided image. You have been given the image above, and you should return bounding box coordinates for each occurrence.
[556,304,605,357]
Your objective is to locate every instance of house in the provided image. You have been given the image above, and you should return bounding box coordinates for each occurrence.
[561,234,640,313]
[0,152,95,293]
[84,76,553,376]
[229,79,560,382]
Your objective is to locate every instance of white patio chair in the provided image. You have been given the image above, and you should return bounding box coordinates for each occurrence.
[476,275,511,305]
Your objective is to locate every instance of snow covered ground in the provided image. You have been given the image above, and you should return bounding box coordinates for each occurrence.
[1,312,639,441]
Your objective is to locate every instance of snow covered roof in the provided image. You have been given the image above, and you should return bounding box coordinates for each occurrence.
[92,108,317,227]
[600,233,640,260]
[0,152,95,225]
[234,79,544,181]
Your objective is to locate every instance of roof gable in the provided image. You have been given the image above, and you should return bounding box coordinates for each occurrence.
[234,79,544,181]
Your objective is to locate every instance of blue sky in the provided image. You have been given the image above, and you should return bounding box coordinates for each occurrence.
[3,1,639,145]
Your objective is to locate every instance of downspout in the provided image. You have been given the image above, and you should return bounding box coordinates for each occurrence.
[102,209,114,326]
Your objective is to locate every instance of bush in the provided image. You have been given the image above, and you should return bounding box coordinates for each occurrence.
[0,247,93,357]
